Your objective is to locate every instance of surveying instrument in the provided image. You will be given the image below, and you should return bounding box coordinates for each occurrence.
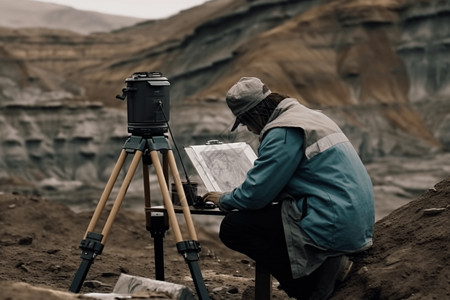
[69,72,210,299]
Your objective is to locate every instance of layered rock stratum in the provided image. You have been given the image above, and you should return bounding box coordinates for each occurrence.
[0,0,449,219]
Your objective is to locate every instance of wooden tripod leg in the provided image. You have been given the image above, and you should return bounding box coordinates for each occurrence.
[69,149,133,293]
[101,150,143,244]
[167,150,198,241]
[149,150,183,243]
[152,150,209,299]
[143,163,155,234]
[85,149,128,238]
[143,163,151,214]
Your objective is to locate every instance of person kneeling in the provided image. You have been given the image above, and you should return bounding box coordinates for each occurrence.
[203,77,374,299]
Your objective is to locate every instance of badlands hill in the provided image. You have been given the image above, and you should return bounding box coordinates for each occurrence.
[0,0,144,34]
[0,0,448,221]
[0,0,449,154]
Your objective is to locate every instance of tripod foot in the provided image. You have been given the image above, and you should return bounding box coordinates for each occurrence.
[69,232,104,293]
[176,241,210,300]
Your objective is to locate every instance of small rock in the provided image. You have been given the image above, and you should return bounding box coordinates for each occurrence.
[242,286,255,299]
[15,262,30,272]
[46,249,60,254]
[422,207,446,216]
[47,264,61,273]
[101,272,119,277]
[357,266,369,275]
[227,286,239,294]
[18,237,33,245]
[83,280,105,288]
[0,239,15,246]
[119,266,129,273]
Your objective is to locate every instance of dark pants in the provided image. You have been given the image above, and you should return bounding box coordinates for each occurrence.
[219,204,317,299]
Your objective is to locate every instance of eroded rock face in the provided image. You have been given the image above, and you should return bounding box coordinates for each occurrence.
[169,0,450,158]
[0,102,128,184]
[397,1,450,102]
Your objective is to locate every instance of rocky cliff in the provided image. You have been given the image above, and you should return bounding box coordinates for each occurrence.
[0,0,449,217]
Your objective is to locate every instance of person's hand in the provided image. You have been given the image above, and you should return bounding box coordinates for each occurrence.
[202,192,223,206]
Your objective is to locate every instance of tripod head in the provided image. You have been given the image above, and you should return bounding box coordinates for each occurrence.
[116,72,170,137]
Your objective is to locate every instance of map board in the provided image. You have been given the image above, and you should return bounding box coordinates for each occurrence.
[185,142,257,192]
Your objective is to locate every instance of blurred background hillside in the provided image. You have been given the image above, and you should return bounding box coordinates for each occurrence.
[0,0,449,220]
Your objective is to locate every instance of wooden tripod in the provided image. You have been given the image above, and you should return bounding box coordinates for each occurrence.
[69,135,210,299]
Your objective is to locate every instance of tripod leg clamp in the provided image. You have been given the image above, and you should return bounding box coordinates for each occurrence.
[123,136,147,153]
[69,232,105,293]
[176,240,202,261]
[79,232,104,260]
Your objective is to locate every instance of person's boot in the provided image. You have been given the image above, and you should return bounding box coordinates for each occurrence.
[307,255,353,300]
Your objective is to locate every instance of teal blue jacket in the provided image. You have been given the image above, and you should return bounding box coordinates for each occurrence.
[220,99,374,261]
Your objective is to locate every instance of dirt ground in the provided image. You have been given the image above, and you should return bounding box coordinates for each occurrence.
[0,177,449,300]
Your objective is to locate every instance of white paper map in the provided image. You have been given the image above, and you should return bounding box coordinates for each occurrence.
[185,142,257,192]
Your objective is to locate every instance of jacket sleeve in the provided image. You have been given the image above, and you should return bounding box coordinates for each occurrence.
[219,127,304,211]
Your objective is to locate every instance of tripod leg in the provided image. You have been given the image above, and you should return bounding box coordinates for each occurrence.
[149,211,167,281]
[149,150,183,243]
[162,150,169,189]
[85,149,128,237]
[101,150,143,243]
[149,146,210,299]
[143,163,151,212]
[69,232,104,293]
[70,150,141,293]
[167,150,198,241]
[177,241,210,300]
[69,150,128,293]
[165,150,210,300]
[70,136,150,294]
[143,163,168,281]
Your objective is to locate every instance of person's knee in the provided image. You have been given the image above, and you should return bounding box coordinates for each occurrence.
[219,215,235,247]
[219,212,245,249]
